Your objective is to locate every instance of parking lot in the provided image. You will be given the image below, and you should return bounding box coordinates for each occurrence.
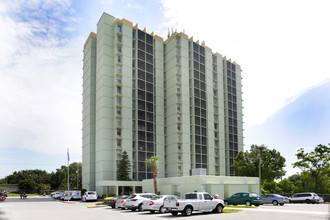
[0,196,329,220]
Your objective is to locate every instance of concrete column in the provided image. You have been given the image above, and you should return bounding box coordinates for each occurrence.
[115,186,119,196]
[133,186,135,193]
[106,186,109,197]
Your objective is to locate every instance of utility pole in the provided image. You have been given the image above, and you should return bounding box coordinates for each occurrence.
[259,148,262,195]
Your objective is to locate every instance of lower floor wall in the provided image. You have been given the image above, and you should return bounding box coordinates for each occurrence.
[142,175,259,199]
[94,175,259,198]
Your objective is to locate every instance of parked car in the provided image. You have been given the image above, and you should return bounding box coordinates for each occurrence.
[319,197,324,203]
[52,192,63,199]
[116,195,129,210]
[289,193,320,204]
[108,197,118,208]
[163,192,225,216]
[224,192,262,206]
[142,195,179,213]
[125,193,157,211]
[261,194,289,206]
[82,191,98,202]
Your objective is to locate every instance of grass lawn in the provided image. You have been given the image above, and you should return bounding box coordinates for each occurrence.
[225,205,258,208]
[7,193,39,197]
[223,208,243,213]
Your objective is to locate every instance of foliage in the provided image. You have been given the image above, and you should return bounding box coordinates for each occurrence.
[117,151,131,181]
[4,162,82,192]
[262,180,281,194]
[18,179,37,193]
[233,145,286,184]
[277,179,297,193]
[0,178,8,184]
[292,144,330,193]
[145,156,159,194]
[5,169,50,185]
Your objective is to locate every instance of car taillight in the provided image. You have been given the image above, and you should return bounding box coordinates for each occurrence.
[86,195,88,197]
[150,201,154,205]
[131,199,138,201]
[282,197,285,199]
[313,197,315,199]
[121,200,124,203]
[176,202,179,207]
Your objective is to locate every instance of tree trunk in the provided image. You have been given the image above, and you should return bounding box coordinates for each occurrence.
[152,170,157,194]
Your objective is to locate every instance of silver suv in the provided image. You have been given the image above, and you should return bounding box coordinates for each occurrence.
[125,193,157,211]
[289,193,320,204]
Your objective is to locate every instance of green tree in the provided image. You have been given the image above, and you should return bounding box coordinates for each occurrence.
[145,156,159,194]
[5,169,50,185]
[277,179,297,193]
[292,144,330,193]
[18,179,37,193]
[117,151,131,181]
[262,180,280,194]
[0,178,8,184]
[233,145,286,185]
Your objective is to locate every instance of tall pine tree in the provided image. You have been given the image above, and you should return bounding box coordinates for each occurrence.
[117,151,131,181]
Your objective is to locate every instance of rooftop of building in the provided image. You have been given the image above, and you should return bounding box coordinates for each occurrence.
[84,12,240,67]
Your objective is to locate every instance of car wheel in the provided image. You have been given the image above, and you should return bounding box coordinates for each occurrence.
[289,200,292,203]
[131,208,136,212]
[272,200,278,206]
[150,210,155,214]
[138,204,143,211]
[159,206,166,213]
[224,201,229,205]
[306,199,311,204]
[171,211,178,216]
[255,204,260,207]
[183,206,193,216]
[245,201,251,206]
[280,203,284,206]
[214,204,223,213]
[121,208,125,210]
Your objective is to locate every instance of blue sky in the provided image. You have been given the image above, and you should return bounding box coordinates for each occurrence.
[0,0,329,178]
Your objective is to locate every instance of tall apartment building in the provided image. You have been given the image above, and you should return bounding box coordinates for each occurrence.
[83,13,243,194]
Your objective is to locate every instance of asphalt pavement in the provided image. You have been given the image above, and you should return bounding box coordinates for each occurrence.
[0,196,329,220]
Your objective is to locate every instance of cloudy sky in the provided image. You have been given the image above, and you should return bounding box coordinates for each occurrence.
[0,0,329,178]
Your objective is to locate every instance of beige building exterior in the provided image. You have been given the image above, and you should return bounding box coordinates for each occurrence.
[83,12,244,196]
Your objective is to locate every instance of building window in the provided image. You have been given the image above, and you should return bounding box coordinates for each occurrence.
[117,86,121,94]
[117,35,122,43]
[117,97,121,105]
[117,119,121,127]
[117,108,121,115]
[117,139,121,146]
[117,25,122,33]
[118,55,121,63]
[117,66,122,73]
[117,76,121,84]
[117,45,122,53]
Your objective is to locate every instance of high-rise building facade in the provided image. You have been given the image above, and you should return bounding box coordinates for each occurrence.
[82,13,243,194]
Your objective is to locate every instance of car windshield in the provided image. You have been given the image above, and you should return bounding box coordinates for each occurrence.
[128,195,136,199]
[88,192,95,195]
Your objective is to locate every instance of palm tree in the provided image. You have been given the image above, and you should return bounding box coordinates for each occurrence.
[145,156,159,194]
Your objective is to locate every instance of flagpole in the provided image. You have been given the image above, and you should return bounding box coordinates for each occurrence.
[67,148,70,202]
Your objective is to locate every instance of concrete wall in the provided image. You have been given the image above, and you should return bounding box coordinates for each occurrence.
[0,184,19,193]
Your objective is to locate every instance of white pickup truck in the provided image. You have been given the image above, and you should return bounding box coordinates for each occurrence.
[163,192,225,216]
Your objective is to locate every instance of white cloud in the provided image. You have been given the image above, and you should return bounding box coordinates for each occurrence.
[0,0,82,156]
[161,0,330,126]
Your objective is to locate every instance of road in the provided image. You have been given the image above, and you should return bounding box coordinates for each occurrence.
[0,196,329,220]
